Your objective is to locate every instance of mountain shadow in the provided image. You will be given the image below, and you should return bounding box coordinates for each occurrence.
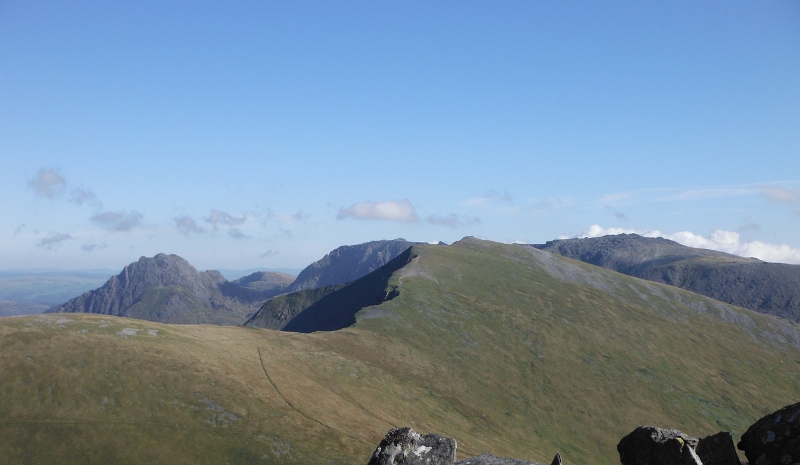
[246,247,414,332]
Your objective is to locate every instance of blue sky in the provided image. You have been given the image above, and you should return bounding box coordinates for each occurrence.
[2,1,799,271]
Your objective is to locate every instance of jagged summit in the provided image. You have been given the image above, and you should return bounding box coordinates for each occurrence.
[48,253,286,325]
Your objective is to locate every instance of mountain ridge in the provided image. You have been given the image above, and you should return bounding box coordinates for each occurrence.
[47,253,288,325]
[4,238,800,464]
[532,234,800,322]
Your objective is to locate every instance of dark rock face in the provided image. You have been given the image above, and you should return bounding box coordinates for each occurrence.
[618,426,702,465]
[47,254,281,325]
[454,453,541,464]
[246,248,414,332]
[286,239,415,293]
[367,427,456,465]
[533,234,800,323]
[696,432,741,465]
[738,402,800,465]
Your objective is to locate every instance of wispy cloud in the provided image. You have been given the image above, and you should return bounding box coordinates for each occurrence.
[337,199,419,223]
[761,185,800,204]
[657,187,756,202]
[81,242,107,252]
[261,249,278,258]
[291,210,311,222]
[28,168,66,198]
[465,190,513,207]
[613,211,628,220]
[37,232,72,250]
[528,197,568,212]
[573,224,800,265]
[597,191,638,207]
[174,216,204,235]
[228,228,250,240]
[69,187,101,207]
[206,210,247,228]
[91,211,143,232]
[426,213,481,228]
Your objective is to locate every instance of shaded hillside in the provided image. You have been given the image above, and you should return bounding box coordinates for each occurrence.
[533,234,800,322]
[4,239,800,465]
[47,254,287,325]
[245,248,413,331]
[285,238,416,293]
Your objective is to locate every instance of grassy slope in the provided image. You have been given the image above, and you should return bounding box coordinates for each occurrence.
[1,239,799,464]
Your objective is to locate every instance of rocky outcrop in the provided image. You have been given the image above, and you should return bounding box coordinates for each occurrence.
[617,426,702,465]
[533,234,800,322]
[696,432,740,465]
[738,402,800,465]
[286,239,416,293]
[367,427,456,465]
[367,427,544,465]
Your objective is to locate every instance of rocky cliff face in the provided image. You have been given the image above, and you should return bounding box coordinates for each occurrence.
[48,254,285,325]
[285,239,416,293]
[533,234,800,322]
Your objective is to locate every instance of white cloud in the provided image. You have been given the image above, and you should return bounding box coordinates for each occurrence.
[206,210,247,228]
[28,168,66,198]
[574,224,800,265]
[37,232,72,250]
[426,213,481,228]
[81,243,107,252]
[337,199,419,223]
[174,216,204,235]
[91,211,143,232]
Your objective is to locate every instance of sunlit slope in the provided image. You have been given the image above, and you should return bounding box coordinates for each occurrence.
[2,238,800,465]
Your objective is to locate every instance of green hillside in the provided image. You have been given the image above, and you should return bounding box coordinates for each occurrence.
[1,238,799,464]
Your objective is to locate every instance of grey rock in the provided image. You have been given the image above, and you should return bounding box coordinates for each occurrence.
[696,432,740,465]
[47,254,284,325]
[455,453,541,464]
[287,239,415,293]
[738,401,800,465]
[618,426,701,465]
[368,427,456,465]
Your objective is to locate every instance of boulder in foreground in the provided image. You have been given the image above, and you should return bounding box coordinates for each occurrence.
[617,426,702,465]
[738,402,800,465]
[367,427,543,465]
[696,432,741,465]
[367,427,456,465]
